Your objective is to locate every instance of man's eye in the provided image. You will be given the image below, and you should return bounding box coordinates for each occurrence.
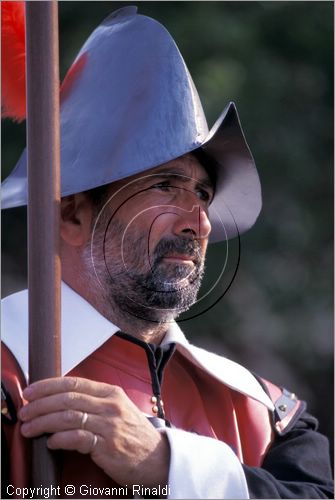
[150,182,212,203]
[152,182,172,191]
[196,188,211,203]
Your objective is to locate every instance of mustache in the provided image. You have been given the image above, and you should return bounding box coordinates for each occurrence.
[152,237,202,266]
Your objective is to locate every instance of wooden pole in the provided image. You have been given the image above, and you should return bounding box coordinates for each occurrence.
[26,0,61,492]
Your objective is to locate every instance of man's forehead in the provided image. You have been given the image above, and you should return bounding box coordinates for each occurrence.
[102,153,213,198]
[136,154,211,183]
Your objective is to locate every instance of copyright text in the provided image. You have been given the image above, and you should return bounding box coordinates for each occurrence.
[7,483,171,498]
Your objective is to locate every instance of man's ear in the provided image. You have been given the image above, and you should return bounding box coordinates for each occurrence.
[60,193,93,246]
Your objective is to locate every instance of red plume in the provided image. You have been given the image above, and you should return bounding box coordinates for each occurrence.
[1,1,26,122]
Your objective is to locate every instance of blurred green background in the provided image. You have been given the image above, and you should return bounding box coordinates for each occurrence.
[2,1,333,462]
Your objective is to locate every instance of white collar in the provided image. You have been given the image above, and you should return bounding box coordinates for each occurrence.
[1,283,274,410]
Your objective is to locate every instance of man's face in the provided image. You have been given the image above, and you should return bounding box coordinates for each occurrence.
[85,154,214,323]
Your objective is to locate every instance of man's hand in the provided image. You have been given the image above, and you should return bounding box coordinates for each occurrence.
[19,377,170,487]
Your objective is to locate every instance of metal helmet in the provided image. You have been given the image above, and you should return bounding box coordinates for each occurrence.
[1,6,261,242]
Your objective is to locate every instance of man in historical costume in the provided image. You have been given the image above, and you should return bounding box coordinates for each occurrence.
[1,6,333,499]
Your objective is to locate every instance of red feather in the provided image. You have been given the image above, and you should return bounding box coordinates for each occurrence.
[1,1,26,122]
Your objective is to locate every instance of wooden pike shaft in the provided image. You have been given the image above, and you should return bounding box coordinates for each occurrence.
[26,0,61,491]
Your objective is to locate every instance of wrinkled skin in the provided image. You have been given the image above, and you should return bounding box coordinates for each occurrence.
[20,377,170,487]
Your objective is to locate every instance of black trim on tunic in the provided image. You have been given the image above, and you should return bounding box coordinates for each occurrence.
[114,331,175,424]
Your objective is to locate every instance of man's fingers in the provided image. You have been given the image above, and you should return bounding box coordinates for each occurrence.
[22,377,118,401]
[47,429,100,455]
[19,391,122,422]
[21,409,87,437]
[20,409,115,439]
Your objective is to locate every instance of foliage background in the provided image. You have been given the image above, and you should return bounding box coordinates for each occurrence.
[2,1,333,462]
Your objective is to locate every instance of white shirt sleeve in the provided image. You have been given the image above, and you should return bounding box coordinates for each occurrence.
[162,427,249,499]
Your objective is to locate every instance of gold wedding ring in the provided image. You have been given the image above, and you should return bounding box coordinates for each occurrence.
[81,411,88,430]
[91,434,98,452]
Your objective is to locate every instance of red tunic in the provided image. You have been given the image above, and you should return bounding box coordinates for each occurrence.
[2,335,302,498]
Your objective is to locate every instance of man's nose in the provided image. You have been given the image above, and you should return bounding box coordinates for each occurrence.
[172,204,212,240]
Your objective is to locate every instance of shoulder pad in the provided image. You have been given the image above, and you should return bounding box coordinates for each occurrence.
[258,377,306,435]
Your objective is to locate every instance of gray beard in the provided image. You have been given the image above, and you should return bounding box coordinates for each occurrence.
[111,255,204,323]
[84,220,205,324]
